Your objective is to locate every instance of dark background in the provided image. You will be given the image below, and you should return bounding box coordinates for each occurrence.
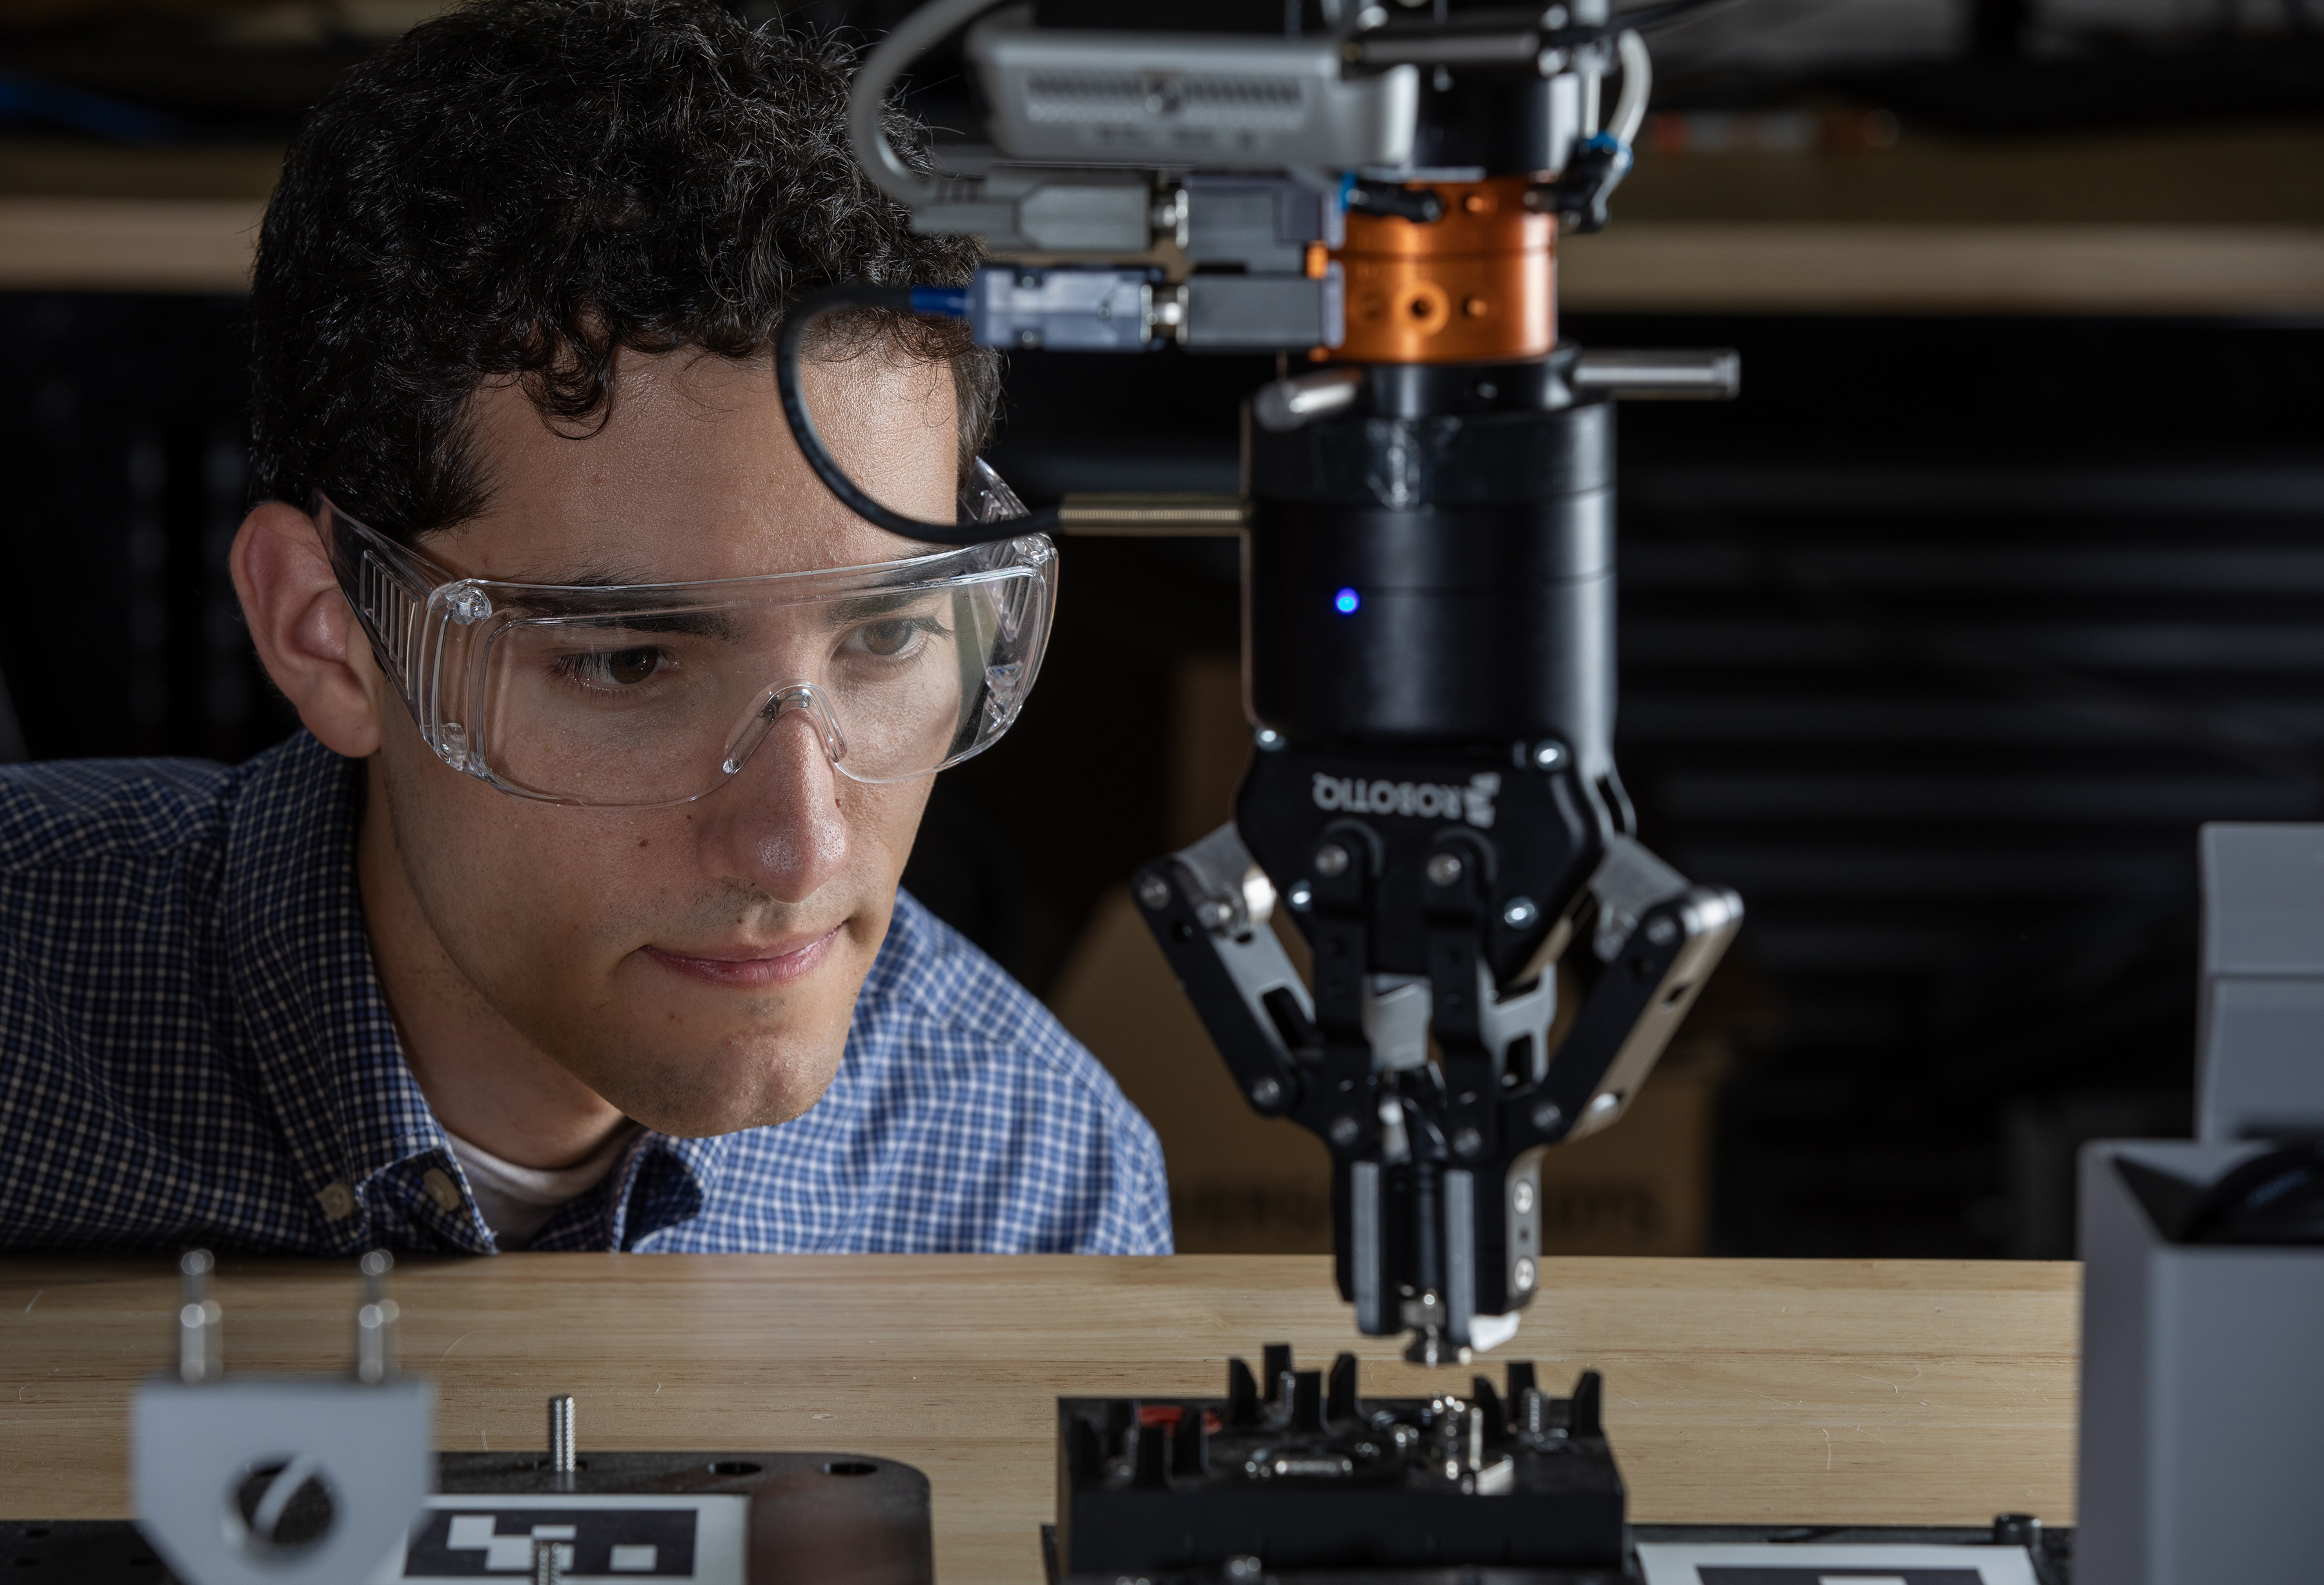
[5,0,2321,1260]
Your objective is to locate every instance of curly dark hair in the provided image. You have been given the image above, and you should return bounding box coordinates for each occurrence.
[249,0,995,544]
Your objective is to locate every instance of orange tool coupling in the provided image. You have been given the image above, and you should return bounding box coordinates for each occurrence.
[1330,176,1555,365]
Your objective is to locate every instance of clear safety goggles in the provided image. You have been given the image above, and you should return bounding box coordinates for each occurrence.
[320,468,1055,808]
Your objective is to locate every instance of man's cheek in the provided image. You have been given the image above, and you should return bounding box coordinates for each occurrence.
[457,821,652,983]
[850,781,933,873]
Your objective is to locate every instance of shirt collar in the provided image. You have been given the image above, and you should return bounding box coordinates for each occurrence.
[220,732,478,1252]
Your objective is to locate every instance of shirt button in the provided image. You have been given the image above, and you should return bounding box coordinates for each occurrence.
[316,1181,356,1221]
[423,1169,464,1214]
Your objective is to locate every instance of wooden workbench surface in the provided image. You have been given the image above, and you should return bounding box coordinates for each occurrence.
[0,1254,2079,1580]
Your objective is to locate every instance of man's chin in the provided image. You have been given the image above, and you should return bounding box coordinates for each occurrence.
[563,1036,846,1138]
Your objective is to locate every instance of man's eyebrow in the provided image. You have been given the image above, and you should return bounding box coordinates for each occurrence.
[496,590,743,640]
[489,582,952,633]
[511,564,661,591]
[823,588,950,626]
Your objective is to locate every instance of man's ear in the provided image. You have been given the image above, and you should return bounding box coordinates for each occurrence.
[230,501,383,759]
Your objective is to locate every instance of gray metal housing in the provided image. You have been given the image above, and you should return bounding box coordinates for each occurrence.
[968,21,1417,170]
[2076,1140,2324,1585]
[2199,823,2324,1142]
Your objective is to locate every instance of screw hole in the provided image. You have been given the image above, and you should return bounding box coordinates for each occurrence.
[822,1460,879,1477]
[706,1460,762,1476]
[229,1460,336,1557]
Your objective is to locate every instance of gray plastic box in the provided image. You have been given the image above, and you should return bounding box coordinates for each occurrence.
[2076,1139,2324,1585]
[2198,824,2324,1142]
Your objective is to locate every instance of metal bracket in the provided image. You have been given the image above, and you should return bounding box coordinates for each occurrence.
[134,1252,433,1585]
[1531,875,1744,1145]
[1135,824,1316,1120]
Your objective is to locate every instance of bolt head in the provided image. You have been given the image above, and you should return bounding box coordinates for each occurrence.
[1254,728,1286,752]
[1314,843,1351,879]
[1327,1114,1362,1148]
[1645,915,1680,946]
[1531,1101,1564,1133]
[1425,852,1463,886]
[1287,881,1314,912]
[1452,1127,1482,1158]
[1196,898,1235,930]
[1136,874,1172,911]
[1512,1181,1536,1215]
[1502,896,1539,929]
[444,584,493,625]
[1249,1076,1285,1110]
[1513,1256,1537,1293]
[1532,740,1568,772]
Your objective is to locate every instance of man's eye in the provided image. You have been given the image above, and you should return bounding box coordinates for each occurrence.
[851,620,919,658]
[576,646,667,686]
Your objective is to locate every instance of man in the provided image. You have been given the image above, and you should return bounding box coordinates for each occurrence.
[0,0,1172,1256]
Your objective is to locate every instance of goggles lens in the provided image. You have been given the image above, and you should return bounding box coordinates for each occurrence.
[321,486,1054,807]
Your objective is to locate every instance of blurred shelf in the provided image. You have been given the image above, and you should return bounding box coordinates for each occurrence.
[8,195,2316,314]
[0,196,263,292]
[6,114,2323,311]
[1615,124,2324,227]
[0,136,282,200]
[1559,223,2324,314]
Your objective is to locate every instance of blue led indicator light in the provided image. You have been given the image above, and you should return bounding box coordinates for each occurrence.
[1334,588,1361,615]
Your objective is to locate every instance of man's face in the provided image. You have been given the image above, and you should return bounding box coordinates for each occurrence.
[362,347,958,1136]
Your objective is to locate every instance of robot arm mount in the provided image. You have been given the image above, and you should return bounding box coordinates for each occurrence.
[819,0,1746,1362]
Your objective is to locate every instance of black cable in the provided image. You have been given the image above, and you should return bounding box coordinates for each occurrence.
[775,285,1058,547]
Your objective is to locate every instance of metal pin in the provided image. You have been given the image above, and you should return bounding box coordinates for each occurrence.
[1467,1405,1486,1471]
[354,1249,398,1384]
[532,1535,564,1585]
[549,1395,577,1475]
[176,1249,221,1384]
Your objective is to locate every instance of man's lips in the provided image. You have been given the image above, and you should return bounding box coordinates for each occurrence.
[640,926,842,990]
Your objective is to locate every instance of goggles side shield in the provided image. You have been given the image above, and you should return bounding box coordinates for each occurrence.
[319,491,1056,808]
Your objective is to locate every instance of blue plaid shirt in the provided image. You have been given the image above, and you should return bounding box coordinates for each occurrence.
[0,732,1171,1256]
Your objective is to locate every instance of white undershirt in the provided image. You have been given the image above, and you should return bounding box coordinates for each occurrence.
[441,1123,639,1250]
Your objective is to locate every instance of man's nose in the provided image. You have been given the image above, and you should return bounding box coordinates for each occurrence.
[697,706,850,905]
